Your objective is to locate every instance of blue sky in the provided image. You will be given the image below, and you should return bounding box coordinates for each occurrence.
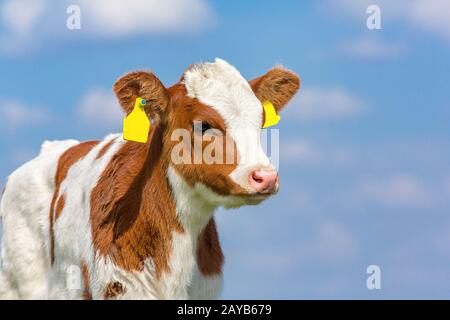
[1,0,450,299]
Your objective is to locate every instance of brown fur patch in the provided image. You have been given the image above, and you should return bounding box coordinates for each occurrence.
[54,193,65,220]
[249,67,300,113]
[90,126,183,278]
[81,261,92,300]
[197,218,224,276]
[50,141,99,265]
[165,84,246,196]
[104,281,126,299]
[96,138,115,160]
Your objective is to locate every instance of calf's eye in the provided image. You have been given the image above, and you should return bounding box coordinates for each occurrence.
[201,122,212,134]
[193,120,216,135]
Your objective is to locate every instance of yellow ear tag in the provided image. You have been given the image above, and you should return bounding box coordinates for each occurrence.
[262,101,280,128]
[123,98,150,143]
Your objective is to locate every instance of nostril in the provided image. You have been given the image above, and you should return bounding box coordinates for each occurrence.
[251,171,264,184]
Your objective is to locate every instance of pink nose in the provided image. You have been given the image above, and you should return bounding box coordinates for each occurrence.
[248,169,279,194]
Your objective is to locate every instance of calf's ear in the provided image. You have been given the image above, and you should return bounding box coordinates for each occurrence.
[249,66,301,113]
[113,71,170,122]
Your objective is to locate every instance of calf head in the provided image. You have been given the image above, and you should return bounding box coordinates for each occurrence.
[113,58,300,208]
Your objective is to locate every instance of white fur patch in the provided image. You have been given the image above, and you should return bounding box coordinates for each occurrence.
[183,58,273,192]
[51,133,123,299]
[0,139,80,299]
[167,165,223,299]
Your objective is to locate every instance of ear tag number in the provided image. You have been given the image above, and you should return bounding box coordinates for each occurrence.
[123,98,150,143]
[262,101,280,128]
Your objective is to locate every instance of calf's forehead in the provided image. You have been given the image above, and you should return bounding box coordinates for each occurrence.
[182,58,263,131]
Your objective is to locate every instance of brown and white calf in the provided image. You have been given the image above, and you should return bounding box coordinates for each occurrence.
[0,59,300,299]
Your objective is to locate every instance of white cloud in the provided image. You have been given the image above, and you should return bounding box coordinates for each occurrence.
[281,139,354,167]
[281,139,319,163]
[303,220,359,263]
[359,174,431,207]
[339,37,404,59]
[77,89,123,129]
[0,0,214,53]
[327,0,450,43]
[1,0,46,35]
[409,0,450,41]
[291,87,366,121]
[225,219,359,273]
[0,99,53,129]
[0,0,47,53]
[80,0,214,37]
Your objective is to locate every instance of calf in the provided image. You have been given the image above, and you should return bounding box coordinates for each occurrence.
[0,59,300,299]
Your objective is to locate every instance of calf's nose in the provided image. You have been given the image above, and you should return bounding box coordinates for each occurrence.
[248,168,279,194]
